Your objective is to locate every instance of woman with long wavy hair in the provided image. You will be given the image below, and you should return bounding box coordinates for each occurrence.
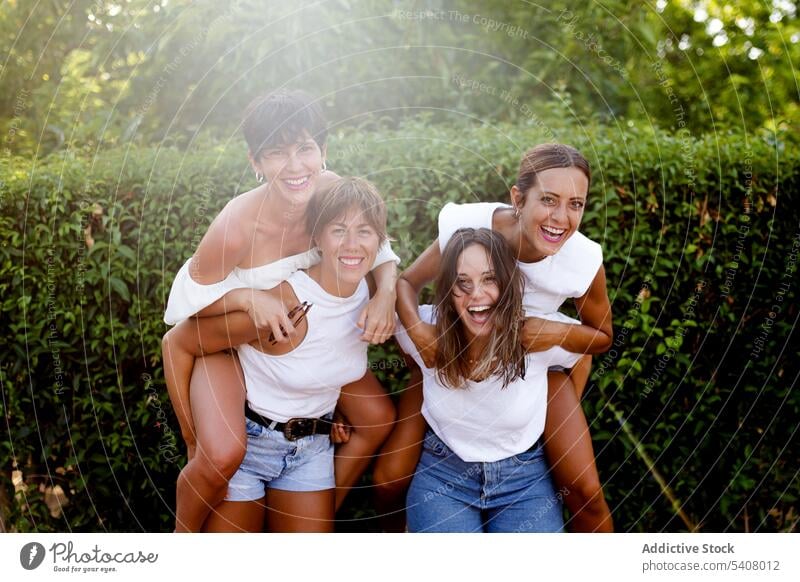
[377,144,613,532]
[395,228,584,532]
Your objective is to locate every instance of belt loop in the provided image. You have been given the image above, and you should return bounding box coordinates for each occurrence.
[268,420,279,430]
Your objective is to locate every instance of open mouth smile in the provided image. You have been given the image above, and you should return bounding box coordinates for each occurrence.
[466,304,494,324]
[540,225,567,243]
[282,175,311,191]
[338,256,365,269]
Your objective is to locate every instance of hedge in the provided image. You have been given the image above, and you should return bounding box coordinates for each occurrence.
[1,119,798,532]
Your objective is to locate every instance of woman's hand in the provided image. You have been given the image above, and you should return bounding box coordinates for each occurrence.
[521,316,565,352]
[330,410,352,444]
[408,321,438,368]
[357,288,396,344]
[240,289,295,344]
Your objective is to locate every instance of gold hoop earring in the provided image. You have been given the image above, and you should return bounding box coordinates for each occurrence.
[514,207,521,219]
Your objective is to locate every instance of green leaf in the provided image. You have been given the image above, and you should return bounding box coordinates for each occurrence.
[109,277,130,302]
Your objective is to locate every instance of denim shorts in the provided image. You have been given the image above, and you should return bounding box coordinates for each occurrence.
[406,430,564,533]
[226,417,334,501]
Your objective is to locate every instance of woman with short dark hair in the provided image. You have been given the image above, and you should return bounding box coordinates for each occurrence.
[164,177,389,532]
[162,90,398,532]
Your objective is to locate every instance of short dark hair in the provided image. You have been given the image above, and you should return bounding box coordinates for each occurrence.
[242,89,328,158]
[306,177,388,246]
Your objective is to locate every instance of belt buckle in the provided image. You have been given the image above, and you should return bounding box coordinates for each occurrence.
[283,418,316,441]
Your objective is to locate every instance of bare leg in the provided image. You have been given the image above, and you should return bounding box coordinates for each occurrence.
[203,498,265,533]
[372,366,426,532]
[162,328,199,459]
[266,489,335,532]
[334,370,395,510]
[570,354,593,399]
[544,370,613,532]
[175,352,246,532]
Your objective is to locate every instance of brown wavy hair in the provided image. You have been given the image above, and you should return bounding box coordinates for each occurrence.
[433,228,526,389]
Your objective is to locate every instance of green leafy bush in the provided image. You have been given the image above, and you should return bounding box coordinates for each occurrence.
[1,120,797,532]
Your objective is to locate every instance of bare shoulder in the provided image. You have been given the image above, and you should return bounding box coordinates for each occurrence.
[317,170,341,190]
[221,186,265,221]
[190,190,260,283]
[210,201,249,244]
[491,206,517,242]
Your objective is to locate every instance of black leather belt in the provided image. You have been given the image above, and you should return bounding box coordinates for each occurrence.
[245,403,332,441]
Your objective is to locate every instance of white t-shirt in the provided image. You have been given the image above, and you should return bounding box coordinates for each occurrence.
[395,305,581,462]
[437,202,603,317]
[164,240,398,325]
[236,270,369,422]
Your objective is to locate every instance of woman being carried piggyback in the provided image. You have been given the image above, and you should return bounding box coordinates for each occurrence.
[377,143,613,532]
[163,177,389,531]
[395,228,586,532]
[162,91,398,532]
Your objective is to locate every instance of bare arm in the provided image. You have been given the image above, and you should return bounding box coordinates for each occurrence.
[189,202,248,285]
[396,239,442,366]
[357,258,398,344]
[178,201,300,336]
[173,312,261,356]
[195,288,250,317]
[188,207,298,342]
[521,266,613,354]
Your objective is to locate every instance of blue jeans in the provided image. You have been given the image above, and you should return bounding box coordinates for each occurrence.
[406,430,564,532]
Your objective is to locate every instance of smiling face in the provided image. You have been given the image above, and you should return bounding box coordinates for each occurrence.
[450,243,501,341]
[511,166,588,261]
[249,129,326,208]
[315,205,381,292]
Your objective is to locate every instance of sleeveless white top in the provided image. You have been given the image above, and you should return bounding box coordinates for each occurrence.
[236,270,369,422]
[438,202,603,319]
[395,306,580,462]
[164,240,398,325]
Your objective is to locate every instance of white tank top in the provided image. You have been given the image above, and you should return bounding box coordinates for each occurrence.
[395,305,580,462]
[164,240,398,324]
[437,202,603,319]
[236,270,369,422]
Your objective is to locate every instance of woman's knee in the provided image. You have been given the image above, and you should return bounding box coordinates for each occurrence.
[374,396,397,438]
[372,456,414,495]
[196,437,246,482]
[161,327,178,358]
[353,395,396,442]
[565,474,605,509]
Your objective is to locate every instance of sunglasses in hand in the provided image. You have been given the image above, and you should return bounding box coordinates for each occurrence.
[268,301,312,345]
